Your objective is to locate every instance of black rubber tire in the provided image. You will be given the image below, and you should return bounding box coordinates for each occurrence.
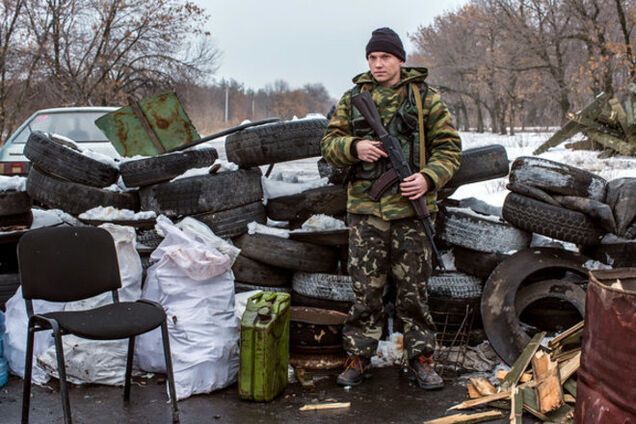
[0,211,33,229]
[120,147,219,187]
[234,233,338,273]
[27,167,139,215]
[509,156,607,201]
[189,201,266,239]
[139,168,262,217]
[291,273,354,302]
[446,144,510,188]
[235,281,291,294]
[502,192,604,246]
[291,291,352,314]
[24,131,119,187]
[225,119,328,167]
[0,191,31,216]
[514,279,586,319]
[481,248,589,365]
[453,246,509,280]
[231,254,291,287]
[0,273,20,311]
[427,272,483,299]
[439,207,532,254]
[266,185,346,222]
[582,238,636,267]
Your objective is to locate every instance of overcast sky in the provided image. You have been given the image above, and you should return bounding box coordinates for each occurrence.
[195,0,467,99]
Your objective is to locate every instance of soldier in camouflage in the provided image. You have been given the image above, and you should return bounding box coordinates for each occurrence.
[320,27,461,389]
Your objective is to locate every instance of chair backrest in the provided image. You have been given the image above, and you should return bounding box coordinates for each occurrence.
[18,226,122,302]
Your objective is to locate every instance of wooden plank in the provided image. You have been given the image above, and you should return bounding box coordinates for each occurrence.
[533,120,584,155]
[548,322,584,350]
[501,332,546,391]
[299,402,350,411]
[448,391,511,411]
[468,377,497,396]
[609,98,629,135]
[559,352,581,383]
[423,410,504,424]
[545,404,575,423]
[553,349,581,363]
[510,386,523,424]
[466,382,482,399]
[520,387,550,421]
[564,394,576,404]
[532,350,563,413]
[495,369,532,383]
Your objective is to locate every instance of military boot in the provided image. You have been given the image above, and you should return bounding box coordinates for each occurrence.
[409,354,444,390]
[336,356,369,386]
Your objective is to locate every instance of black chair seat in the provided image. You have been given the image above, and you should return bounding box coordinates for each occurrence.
[43,302,166,340]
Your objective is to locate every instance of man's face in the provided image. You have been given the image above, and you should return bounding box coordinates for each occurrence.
[367,52,403,87]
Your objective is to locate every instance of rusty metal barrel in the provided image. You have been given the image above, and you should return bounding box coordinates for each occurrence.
[575,268,636,423]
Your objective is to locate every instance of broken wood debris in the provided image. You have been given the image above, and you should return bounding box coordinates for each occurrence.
[299,402,351,411]
[423,410,504,424]
[441,322,583,423]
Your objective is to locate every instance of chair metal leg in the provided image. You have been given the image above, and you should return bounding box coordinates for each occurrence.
[21,325,35,424]
[124,336,135,401]
[53,329,72,424]
[160,321,180,423]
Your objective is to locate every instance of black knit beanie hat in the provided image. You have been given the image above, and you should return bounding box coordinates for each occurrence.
[365,27,406,62]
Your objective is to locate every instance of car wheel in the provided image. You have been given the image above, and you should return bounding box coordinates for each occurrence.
[27,167,139,215]
[509,156,607,201]
[225,119,327,167]
[139,168,262,217]
[266,185,346,222]
[291,272,354,302]
[189,201,266,239]
[120,148,218,187]
[502,192,604,246]
[234,233,338,273]
[0,191,31,216]
[24,131,119,188]
[231,254,291,287]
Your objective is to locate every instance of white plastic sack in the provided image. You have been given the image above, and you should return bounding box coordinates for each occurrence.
[175,217,240,265]
[3,288,65,384]
[37,224,143,385]
[135,216,239,400]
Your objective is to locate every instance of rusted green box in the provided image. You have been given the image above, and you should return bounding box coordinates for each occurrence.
[95,91,200,157]
[239,291,290,402]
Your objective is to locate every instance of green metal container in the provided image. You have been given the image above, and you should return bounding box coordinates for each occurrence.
[239,291,291,402]
[95,91,200,157]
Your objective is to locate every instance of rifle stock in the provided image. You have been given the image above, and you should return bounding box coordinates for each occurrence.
[351,91,446,271]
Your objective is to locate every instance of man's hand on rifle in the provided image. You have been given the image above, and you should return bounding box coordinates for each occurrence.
[355,140,388,162]
[400,173,429,200]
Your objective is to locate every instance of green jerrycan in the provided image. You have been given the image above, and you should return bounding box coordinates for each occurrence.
[239,291,291,401]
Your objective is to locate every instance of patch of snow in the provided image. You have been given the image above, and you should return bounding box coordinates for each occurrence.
[102,183,122,192]
[247,222,290,238]
[117,154,151,163]
[371,332,404,368]
[31,208,81,228]
[583,259,613,271]
[441,250,457,271]
[530,234,579,252]
[266,218,289,228]
[0,176,27,192]
[446,206,502,223]
[79,206,156,221]
[170,159,239,182]
[261,176,329,202]
[51,134,119,169]
[600,233,635,244]
[293,214,346,232]
[291,113,327,121]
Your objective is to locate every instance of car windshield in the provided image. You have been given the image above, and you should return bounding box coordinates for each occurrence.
[12,111,110,144]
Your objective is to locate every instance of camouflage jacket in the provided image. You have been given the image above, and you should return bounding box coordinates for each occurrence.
[320,67,461,220]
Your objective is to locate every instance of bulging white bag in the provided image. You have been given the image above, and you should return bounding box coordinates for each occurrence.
[135,216,239,400]
[37,224,143,385]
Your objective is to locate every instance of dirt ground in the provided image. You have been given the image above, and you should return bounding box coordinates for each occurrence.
[0,366,510,424]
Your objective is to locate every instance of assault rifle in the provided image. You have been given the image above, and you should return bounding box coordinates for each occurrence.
[351,91,446,271]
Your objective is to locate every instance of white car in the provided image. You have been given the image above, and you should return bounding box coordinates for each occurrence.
[0,107,119,176]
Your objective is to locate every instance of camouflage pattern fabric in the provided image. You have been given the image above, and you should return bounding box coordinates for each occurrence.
[320,66,462,219]
[343,214,436,359]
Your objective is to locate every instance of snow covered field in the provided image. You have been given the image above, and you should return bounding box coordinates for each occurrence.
[208,130,636,209]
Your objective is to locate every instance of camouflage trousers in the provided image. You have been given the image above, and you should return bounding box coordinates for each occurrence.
[343,213,436,360]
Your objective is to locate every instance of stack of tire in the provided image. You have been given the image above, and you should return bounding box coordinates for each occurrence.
[480,157,635,366]
[0,182,28,310]
[24,131,138,215]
